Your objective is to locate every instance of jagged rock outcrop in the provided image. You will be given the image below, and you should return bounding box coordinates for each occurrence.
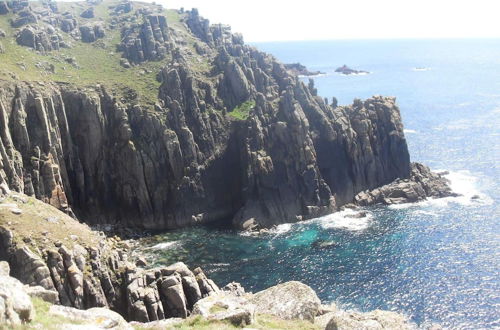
[0,0,28,14]
[11,9,37,28]
[0,207,220,322]
[80,7,94,19]
[16,24,66,52]
[0,1,9,15]
[121,14,172,63]
[354,163,456,206]
[79,23,104,43]
[114,1,132,15]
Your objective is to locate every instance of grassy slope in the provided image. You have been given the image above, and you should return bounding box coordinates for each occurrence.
[0,0,184,106]
[0,193,101,252]
[166,314,321,330]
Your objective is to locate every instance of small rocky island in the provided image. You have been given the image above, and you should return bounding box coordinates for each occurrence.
[284,62,325,76]
[335,64,370,75]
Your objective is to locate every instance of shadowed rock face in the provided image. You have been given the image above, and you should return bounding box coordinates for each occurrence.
[0,6,448,231]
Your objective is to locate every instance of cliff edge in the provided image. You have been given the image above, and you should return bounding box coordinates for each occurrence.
[0,0,454,231]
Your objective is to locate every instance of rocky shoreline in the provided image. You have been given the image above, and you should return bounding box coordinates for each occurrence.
[0,185,449,328]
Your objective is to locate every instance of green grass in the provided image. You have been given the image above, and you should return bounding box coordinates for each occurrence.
[228,100,255,120]
[139,314,321,330]
[6,298,79,330]
[0,1,192,108]
[209,304,228,314]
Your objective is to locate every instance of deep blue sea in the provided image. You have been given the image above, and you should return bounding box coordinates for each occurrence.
[141,40,500,329]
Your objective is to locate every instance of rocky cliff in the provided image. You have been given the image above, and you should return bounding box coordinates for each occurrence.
[0,0,452,232]
[0,190,222,323]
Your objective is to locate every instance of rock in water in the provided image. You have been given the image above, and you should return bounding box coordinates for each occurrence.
[335,64,369,75]
[250,281,321,321]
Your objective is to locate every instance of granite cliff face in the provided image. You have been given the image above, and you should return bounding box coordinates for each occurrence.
[0,192,221,323]
[0,0,452,231]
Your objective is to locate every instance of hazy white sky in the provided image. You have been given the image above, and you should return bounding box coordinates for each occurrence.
[161,0,500,42]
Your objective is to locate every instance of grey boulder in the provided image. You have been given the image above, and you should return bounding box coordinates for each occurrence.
[250,281,321,321]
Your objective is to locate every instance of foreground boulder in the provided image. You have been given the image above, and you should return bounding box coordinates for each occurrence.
[323,307,415,330]
[50,305,132,329]
[250,281,321,322]
[0,261,35,325]
[192,292,255,326]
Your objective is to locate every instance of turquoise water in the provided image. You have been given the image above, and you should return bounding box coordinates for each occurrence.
[141,40,500,329]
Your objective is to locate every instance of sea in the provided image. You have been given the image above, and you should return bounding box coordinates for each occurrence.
[139,39,500,329]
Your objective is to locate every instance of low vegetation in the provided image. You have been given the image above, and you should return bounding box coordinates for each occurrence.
[228,100,255,120]
[0,0,193,106]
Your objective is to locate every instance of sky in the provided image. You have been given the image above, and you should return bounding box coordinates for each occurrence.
[160,0,500,42]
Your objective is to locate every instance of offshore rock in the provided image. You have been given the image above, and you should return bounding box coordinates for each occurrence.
[285,63,324,76]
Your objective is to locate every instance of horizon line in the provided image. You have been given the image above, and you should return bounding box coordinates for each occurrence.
[247,36,500,44]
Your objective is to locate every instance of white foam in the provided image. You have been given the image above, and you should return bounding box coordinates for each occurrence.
[339,72,370,76]
[404,129,418,134]
[298,73,328,78]
[150,241,180,250]
[318,209,373,231]
[210,263,230,267]
[269,223,293,235]
[389,170,492,210]
[413,210,439,217]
